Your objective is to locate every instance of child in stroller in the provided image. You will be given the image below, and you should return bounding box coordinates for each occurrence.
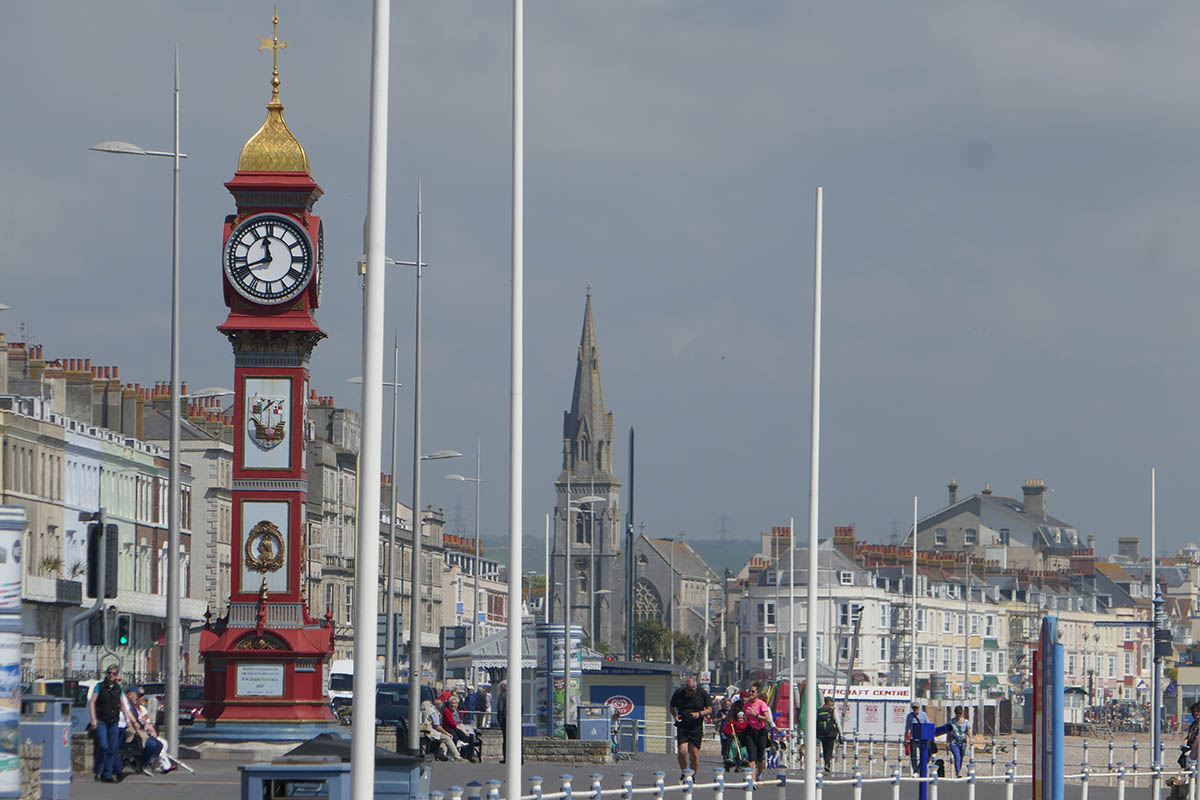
[721,707,750,772]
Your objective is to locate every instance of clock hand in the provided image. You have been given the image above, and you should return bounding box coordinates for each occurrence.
[243,254,273,269]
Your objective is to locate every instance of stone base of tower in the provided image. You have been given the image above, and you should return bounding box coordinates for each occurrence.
[195,601,336,742]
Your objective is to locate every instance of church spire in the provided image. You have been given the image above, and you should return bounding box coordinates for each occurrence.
[561,289,617,482]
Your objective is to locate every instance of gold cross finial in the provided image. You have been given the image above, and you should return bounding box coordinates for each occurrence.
[258,5,288,100]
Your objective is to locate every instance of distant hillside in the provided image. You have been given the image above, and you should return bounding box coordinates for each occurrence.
[470,535,759,578]
[685,538,761,576]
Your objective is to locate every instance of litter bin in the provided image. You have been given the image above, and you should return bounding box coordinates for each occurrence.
[20,694,72,800]
[575,704,612,742]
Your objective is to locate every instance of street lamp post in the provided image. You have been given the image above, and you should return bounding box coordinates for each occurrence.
[88,48,188,756]
[446,440,482,649]
[348,361,403,683]
[569,496,605,645]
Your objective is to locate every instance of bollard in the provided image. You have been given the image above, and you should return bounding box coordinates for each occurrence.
[713,769,725,800]
[967,769,975,800]
[1117,766,1126,800]
[623,775,634,800]
[1081,768,1089,800]
[561,775,575,800]
[653,772,665,800]
[930,771,939,800]
[432,792,445,800]
[744,770,755,800]
[450,787,465,800]
[1005,766,1014,800]
[852,771,862,800]
[776,772,787,800]
[528,778,542,800]
[815,767,823,800]
[467,782,483,800]
[1152,763,1161,800]
[891,768,901,800]
[682,771,694,800]
[487,780,502,800]
[590,774,603,800]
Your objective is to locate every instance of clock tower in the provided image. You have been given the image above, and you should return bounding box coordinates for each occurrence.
[195,12,336,740]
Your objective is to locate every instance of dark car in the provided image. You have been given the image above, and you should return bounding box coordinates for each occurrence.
[374,683,437,728]
[178,684,204,725]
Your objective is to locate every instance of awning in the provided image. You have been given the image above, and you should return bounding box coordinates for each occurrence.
[445,623,604,672]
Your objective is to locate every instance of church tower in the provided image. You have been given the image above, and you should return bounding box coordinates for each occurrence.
[553,290,623,648]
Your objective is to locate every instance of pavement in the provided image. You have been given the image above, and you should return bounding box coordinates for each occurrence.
[66,751,1152,800]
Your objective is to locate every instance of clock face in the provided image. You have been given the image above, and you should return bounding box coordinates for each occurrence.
[224,214,314,305]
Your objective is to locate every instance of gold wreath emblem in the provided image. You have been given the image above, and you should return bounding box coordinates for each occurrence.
[245,521,286,573]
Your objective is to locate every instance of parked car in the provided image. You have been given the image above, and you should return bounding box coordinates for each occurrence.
[374,683,437,727]
[178,684,204,725]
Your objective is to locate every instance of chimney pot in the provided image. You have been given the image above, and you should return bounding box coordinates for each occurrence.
[948,477,959,506]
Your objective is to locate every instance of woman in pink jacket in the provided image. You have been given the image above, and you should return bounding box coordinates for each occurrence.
[738,683,772,779]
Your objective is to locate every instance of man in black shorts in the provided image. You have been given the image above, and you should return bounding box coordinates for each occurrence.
[669,677,711,779]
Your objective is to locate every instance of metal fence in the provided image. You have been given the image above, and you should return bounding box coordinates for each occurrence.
[425,764,1200,800]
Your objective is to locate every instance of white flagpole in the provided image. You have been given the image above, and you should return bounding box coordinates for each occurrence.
[788,515,796,771]
[506,0,525,795]
[911,496,917,704]
[353,0,389,795]
[804,187,823,796]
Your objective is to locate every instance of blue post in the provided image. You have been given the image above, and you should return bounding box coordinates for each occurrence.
[913,722,935,800]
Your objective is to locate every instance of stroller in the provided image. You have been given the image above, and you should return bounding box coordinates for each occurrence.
[723,734,749,772]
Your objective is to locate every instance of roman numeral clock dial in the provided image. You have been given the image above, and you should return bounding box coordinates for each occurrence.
[224,213,314,305]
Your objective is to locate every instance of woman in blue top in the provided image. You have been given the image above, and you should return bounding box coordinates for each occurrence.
[947,706,972,778]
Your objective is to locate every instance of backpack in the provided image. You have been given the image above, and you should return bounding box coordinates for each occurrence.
[816,707,836,738]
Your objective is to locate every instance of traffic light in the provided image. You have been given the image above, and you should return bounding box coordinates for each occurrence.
[116,614,131,647]
[86,523,119,599]
[88,613,105,647]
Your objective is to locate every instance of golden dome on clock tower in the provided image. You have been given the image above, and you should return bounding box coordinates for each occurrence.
[237,12,310,174]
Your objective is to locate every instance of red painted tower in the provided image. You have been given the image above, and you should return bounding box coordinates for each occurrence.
[195,13,336,740]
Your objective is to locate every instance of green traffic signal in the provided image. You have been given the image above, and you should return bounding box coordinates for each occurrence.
[116,614,131,647]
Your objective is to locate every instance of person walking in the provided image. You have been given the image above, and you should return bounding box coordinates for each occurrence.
[1185,702,1200,767]
[903,703,921,776]
[739,682,772,780]
[669,677,712,781]
[947,706,972,778]
[87,665,135,782]
[816,696,840,773]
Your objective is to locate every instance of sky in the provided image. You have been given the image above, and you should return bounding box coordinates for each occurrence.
[3,2,1199,561]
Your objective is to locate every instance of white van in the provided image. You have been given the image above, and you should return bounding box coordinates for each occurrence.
[329,659,354,718]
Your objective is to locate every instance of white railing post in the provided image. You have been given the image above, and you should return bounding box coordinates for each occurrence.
[1109,741,1115,787]
[967,768,976,800]
[930,771,939,800]
[683,771,694,800]
[1152,763,1161,800]
[1190,760,1198,800]
[432,791,445,800]
[1005,766,1014,800]
[1133,739,1140,788]
[653,772,665,800]
[591,774,603,800]
[776,772,787,800]
[486,779,501,800]
[867,735,874,777]
[891,768,901,800]
[852,770,862,800]
[623,774,634,800]
[1117,766,1126,800]
[1011,738,1018,771]
[1080,767,1089,800]
[815,766,823,800]
[450,786,465,800]
[527,779,542,800]
[467,781,483,800]
[561,774,574,800]
[743,770,755,800]
[713,769,725,800]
